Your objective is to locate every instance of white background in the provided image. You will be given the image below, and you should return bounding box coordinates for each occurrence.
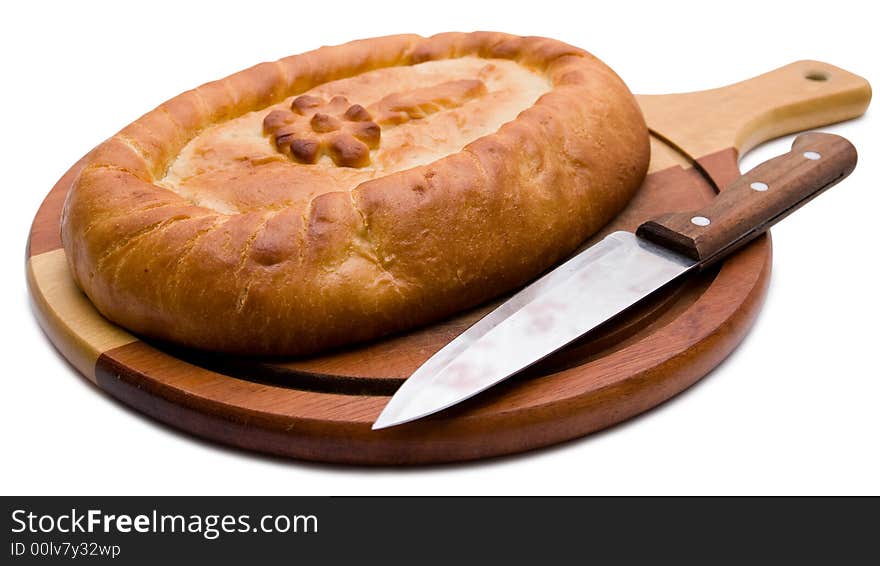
[3,0,877,495]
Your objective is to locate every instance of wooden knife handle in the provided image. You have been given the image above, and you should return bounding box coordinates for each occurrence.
[636,132,857,267]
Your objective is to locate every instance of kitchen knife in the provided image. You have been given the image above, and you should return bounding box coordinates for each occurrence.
[373,132,857,430]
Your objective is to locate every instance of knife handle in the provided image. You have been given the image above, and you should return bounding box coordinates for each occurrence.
[636,132,857,268]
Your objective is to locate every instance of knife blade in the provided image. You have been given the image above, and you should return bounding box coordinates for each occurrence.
[373,132,857,430]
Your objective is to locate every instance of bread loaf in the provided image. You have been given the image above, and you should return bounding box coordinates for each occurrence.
[61,32,649,355]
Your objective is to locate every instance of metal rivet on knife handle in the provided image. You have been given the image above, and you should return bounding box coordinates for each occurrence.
[690,216,711,226]
[635,132,857,267]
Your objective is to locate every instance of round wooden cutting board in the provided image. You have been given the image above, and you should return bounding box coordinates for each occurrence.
[26,60,870,464]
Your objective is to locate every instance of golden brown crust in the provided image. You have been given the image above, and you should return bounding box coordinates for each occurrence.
[61,32,649,355]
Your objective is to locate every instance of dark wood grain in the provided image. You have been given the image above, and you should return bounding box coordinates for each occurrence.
[696,148,740,193]
[637,133,857,265]
[27,157,89,258]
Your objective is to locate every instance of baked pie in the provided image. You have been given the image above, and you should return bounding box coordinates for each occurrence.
[61,32,649,355]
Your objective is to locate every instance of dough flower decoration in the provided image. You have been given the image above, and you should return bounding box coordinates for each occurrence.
[263,95,381,168]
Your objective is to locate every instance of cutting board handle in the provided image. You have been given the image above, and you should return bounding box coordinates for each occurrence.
[638,60,871,160]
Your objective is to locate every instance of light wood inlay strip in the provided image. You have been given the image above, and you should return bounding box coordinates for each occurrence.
[646,135,691,173]
[27,248,137,381]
